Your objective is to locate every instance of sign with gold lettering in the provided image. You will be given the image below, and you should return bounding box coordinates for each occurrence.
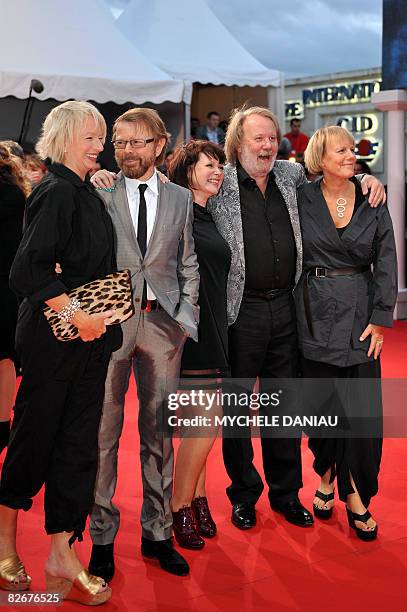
[303,80,381,107]
[324,111,383,172]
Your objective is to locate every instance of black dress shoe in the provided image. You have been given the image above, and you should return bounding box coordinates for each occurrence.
[141,537,189,576]
[271,499,314,527]
[88,543,115,582]
[231,503,256,530]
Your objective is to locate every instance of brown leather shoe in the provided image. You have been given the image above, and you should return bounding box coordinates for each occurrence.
[172,507,205,550]
[192,496,217,538]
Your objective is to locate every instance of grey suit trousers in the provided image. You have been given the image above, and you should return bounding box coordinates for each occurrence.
[90,308,186,543]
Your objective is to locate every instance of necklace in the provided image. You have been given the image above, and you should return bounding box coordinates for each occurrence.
[336,197,347,219]
[322,180,350,219]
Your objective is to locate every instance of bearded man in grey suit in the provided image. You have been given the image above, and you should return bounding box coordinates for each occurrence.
[208,106,385,532]
[88,108,199,579]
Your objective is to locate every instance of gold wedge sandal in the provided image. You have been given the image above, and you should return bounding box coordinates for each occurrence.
[0,554,31,591]
[45,569,111,606]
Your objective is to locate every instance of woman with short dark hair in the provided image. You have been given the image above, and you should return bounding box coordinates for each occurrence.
[168,141,230,550]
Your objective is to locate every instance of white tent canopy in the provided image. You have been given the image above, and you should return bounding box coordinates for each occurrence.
[116,0,281,87]
[0,0,191,104]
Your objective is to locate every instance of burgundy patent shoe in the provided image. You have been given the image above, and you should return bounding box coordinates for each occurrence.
[172,506,205,550]
[192,496,217,538]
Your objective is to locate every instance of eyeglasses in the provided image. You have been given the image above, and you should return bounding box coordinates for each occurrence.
[112,138,155,149]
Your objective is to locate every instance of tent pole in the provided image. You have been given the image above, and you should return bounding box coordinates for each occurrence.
[184,102,191,142]
[267,71,285,129]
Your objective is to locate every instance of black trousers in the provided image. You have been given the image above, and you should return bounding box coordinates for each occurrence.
[223,292,303,506]
[0,332,112,540]
[301,357,382,508]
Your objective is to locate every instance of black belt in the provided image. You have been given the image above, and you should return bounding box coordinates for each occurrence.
[303,265,370,336]
[141,299,161,312]
[244,286,293,300]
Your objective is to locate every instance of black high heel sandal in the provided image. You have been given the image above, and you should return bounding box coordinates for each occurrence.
[313,490,335,519]
[346,507,378,541]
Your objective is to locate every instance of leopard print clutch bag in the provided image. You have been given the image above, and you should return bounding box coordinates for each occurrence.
[43,269,134,341]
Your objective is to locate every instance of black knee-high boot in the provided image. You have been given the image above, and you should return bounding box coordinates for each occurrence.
[0,420,10,453]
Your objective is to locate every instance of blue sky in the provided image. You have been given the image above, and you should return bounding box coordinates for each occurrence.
[104,0,383,78]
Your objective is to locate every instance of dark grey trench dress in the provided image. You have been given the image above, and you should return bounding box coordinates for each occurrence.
[294,177,397,507]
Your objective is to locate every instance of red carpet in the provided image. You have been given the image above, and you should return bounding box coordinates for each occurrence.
[1,322,407,611]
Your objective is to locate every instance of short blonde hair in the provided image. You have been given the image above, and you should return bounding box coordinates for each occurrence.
[112,107,168,166]
[225,105,282,165]
[36,100,106,163]
[304,125,354,175]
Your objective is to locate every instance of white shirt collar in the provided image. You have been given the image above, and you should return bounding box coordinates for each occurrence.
[124,169,158,196]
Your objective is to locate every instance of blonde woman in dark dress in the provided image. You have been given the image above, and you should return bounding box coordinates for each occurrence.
[0,101,122,604]
[296,126,397,541]
[168,141,231,550]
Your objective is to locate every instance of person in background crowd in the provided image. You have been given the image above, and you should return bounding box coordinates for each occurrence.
[24,153,48,186]
[277,136,293,160]
[167,141,230,550]
[354,160,371,175]
[190,118,200,139]
[0,141,24,160]
[88,108,199,580]
[284,118,310,162]
[0,101,122,605]
[0,144,30,455]
[297,125,397,541]
[219,120,229,136]
[208,105,386,534]
[197,112,225,145]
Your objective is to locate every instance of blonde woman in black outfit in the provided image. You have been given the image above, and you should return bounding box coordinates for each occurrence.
[0,145,30,454]
[296,126,397,541]
[168,141,231,550]
[0,101,122,604]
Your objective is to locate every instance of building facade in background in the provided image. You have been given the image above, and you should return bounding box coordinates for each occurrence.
[284,67,404,184]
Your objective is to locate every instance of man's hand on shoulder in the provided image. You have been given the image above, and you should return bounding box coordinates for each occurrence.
[360,174,386,207]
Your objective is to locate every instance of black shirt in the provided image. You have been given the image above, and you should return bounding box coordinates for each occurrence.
[237,163,296,290]
[181,203,231,372]
[10,163,117,305]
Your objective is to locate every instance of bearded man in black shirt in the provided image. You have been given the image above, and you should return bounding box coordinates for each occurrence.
[208,106,386,530]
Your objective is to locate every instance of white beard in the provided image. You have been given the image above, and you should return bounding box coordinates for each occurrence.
[239,149,276,178]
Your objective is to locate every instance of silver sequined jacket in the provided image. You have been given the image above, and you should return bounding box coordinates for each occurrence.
[207,161,306,325]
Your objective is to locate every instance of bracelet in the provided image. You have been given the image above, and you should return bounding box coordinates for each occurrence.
[57,297,81,323]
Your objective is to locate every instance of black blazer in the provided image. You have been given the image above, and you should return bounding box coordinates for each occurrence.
[10,163,122,379]
[294,178,397,367]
